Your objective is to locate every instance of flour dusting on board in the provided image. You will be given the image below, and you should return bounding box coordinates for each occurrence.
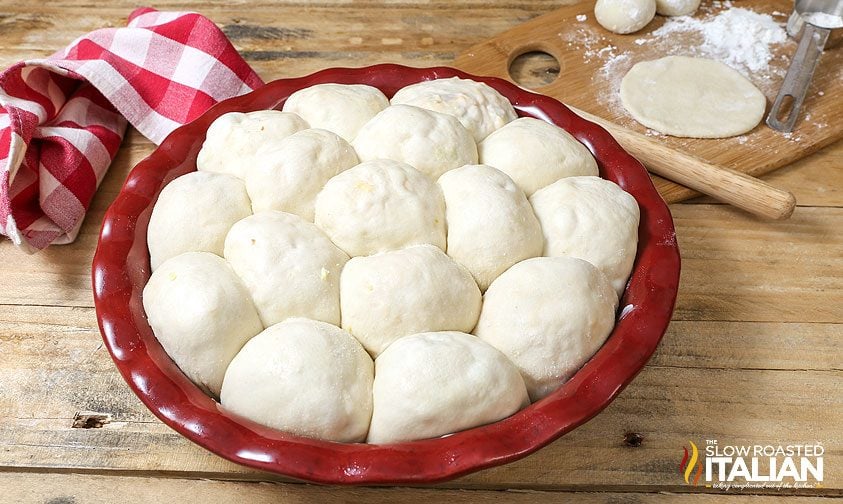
[559,2,806,140]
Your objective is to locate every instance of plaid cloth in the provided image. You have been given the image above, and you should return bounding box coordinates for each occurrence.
[0,7,263,252]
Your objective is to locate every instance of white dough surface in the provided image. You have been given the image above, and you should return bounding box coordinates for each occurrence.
[367,331,528,443]
[283,83,389,142]
[220,318,374,442]
[620,56,766,138]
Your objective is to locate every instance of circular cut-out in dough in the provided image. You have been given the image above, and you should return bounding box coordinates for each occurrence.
[223,211,349,327]
[479,117,598,196]
[147,171,252,270]
[245,128,359,221]
[474,256,618,401]
[220,318,374,442]
[438,164,543,291]
[340,244,482,357]
[197,110,308,179]
[655,0,700,16]
[314,159,446,258]
[594,0,656,34]
[530,176,640,296]
[367,331,529,444]
[620,56,767,138]
[391,77,518,142]
[282,84,389,142]
[143,252,263,397]
[352,104,477,179]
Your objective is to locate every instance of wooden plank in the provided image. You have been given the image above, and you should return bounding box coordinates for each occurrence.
[1,472,838,503]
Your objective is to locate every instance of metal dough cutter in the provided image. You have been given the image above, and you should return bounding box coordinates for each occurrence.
[766,0,843,132]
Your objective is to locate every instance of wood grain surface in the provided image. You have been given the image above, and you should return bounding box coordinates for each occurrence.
[0,1,840,502]
[454,0,843,203]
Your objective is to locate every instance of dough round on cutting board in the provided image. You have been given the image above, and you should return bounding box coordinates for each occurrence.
[143,252,263,397]
[474,257,618,402]
[340,245,482,357]
[620,56,767,138]
[594,0,656,34]
[245,128,359,221]
[352,104,478,179]
[367,331,529,444]
[220,318,374,442]
[391,77,518,142]
[314,159,446,257]
[438,164,543,291]
[197,110,308,178]
[282,83,389,142]
[655,0,700,16]
[478,117,598,196]
[530,176,640,296]
[223,211,349,327]
[147,171,252,270]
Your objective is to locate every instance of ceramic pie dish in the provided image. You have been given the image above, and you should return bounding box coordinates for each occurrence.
[91,63,681,485]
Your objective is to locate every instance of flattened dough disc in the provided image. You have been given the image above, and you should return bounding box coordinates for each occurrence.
[620,55,767,138]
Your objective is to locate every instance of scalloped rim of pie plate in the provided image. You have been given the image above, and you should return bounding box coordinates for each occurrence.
[92,64,681,485]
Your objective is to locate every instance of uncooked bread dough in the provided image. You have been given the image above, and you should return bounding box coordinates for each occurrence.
[197,110,308,178]
[223,211,348,327]
[340,245,482,357]
[220,318,374,442]
[245,128,358,221]
[314,159,446,257]
[620,56,767,138]
[478,117,598,196]
[352,104,477,179]
[655,0,700,16]
[474,257,618,401]
[594,0,656,34]
[147,171,252,270]
[282,84,389,142]
[143,252,263,397]
[367,331,529,444]
[438,164,543,291]
[530,176,640,296]
[391,77,518,141]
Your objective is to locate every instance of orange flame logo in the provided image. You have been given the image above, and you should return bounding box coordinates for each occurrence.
[680,441,703,485]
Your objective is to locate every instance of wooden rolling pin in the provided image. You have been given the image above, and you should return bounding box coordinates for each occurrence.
[570,106,797,220]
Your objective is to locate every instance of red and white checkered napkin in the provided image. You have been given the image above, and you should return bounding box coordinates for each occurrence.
[0,7,264,252]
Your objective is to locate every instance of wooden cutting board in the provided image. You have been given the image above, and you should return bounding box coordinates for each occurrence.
[454,0,843,203]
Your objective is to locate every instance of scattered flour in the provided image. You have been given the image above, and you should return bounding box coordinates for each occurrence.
[576,14,588,22]
[648,7,788,73]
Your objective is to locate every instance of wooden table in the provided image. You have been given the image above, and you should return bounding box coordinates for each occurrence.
[0,1,840,501]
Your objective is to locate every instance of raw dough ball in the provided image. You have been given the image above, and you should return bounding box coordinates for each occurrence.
[245,128,359,221]
[655,0,700,16]
[620,56,767,138]
[147,171,252,270]
[594,0,656,34]
[143,252,263,397]
[223,211,348,327]
[474,257,618,401]
[220,318,373,442]
[340,245,482,357]
[352,104,477,179]
[314,159,446,257]
[197,110,308,178]
[367,331,529,444]
[391,77,518,141]
[282,83,389,142]
[479,117,598,196]
[438,164,543,291]
[530,176,640,296]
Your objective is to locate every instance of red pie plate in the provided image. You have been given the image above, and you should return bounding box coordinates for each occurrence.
[92,64,680,485]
